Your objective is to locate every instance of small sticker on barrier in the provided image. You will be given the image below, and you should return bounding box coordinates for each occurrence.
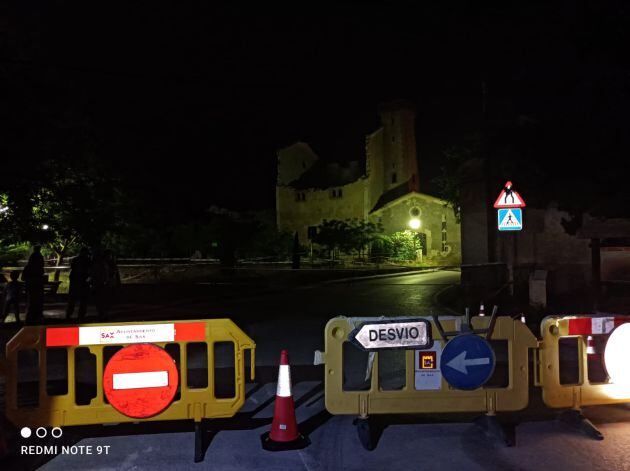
[414,342,443,390]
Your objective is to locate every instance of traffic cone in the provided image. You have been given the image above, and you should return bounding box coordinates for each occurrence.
[520,313,527,324]
[479,303,485,317]
[261,349,310,451]
[586,335,596,355]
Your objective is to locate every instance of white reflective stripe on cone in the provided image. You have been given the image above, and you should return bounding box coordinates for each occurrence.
[276,365,292,397]
[113,371,169,390]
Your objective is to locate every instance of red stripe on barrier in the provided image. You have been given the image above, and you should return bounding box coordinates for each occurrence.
[568,318,592,335]
[46,327,79,347]
[174,322,206,341]
[615,318,630,328]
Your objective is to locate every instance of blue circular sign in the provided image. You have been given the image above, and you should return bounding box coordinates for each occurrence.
[441,334,496,390]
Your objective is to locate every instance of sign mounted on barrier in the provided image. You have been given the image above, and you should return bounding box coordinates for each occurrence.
[414,341,443,390]
[103,343,179,418]
[46,322,206,346]
[441,334,495,390]
[349,318,432,351]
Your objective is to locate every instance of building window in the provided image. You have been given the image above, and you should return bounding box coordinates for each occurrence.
[330,188,343,199]
[307,226,318,240]
[391,172,397,184]
[295,191,306,202]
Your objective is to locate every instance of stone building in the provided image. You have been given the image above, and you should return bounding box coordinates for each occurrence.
[276,101,461,261]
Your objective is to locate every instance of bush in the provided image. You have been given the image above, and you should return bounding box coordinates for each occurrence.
[0,243,30,266]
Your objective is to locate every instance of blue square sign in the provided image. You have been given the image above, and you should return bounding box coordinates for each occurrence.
[497,208,523,231]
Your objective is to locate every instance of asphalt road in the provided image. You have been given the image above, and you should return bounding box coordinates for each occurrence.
[7,269,630,470]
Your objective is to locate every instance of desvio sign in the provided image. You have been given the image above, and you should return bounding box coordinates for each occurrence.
[349,319,433,351]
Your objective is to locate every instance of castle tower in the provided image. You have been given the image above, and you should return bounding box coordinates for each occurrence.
[378,100,419,192]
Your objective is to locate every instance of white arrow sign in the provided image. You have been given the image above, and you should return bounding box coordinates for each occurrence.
[445,351,490,374]
[351,320,430,350]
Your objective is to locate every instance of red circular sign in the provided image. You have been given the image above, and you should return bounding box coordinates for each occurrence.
[103,344,178,418]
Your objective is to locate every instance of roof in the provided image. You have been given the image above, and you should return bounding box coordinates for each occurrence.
[370,179,446,213]
[288,160,365,190]
[370,181,413,212]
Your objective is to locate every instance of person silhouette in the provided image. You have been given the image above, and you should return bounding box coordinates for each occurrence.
[503,181,515,205]
[2,270,23,325]
[66,247,91,321]
[22,245,45,325]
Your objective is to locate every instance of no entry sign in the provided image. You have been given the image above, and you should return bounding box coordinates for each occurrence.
[103,343,179,418]
[349,319,432,351]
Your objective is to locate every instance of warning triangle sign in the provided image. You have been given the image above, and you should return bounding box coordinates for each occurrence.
[494,182,526,208]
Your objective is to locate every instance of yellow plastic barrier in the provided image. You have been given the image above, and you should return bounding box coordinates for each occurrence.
[3,319,255,461]
[538,315,630,409]
[323,315,537,416]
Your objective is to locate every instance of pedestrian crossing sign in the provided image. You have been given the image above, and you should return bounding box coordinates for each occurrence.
[498,208,523,231]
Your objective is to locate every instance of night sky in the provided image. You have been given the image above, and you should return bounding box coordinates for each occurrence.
[3,2,629,214]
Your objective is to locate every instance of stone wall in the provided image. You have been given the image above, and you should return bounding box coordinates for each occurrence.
[495,207,592,294]
[365,129,385,211]
[276,142,319,186]
[276,178,368,242]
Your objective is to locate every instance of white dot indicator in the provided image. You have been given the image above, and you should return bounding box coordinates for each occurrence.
[36,427,47,438]
[51,427,63,438]
[20,427,32,438]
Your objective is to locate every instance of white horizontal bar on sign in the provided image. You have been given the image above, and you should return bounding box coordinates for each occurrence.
[79,324,175,345]
[112,371,169,390]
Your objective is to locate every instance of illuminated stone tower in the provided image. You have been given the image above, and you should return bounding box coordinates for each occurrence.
[378,100,419,192]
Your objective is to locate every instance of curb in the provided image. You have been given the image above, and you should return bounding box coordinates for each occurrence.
[320,267,453,285]
[432,283,462,316]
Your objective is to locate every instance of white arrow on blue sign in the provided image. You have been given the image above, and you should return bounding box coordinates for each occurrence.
[441,334,495,390]
[445,351,491,374]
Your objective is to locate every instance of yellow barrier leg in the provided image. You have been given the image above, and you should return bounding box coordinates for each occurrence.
[558,409,604,441]
[353,416,384,451]
[474,413,515,447]
[194,420,205,462]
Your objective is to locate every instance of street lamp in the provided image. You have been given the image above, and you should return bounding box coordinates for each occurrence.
[408,218,421,230]
[407,218,422,263]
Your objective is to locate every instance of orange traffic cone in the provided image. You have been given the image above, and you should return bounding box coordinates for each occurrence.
[586,335,596,355]
[261,349,310,451]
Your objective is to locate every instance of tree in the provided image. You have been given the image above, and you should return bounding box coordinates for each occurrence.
[432,137,480,222]
[388,231,419,261]
[312,219,384,259]
[0,156,121,277]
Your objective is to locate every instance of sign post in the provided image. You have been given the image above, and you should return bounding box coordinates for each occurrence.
[493,181,525,231]
[494,181,526,294]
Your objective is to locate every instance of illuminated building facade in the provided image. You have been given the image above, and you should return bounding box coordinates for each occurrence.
[276,101,461,261]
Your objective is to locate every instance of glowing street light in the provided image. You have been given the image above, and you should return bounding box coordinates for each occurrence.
[408,218,421,230]
[604,323,630,387]
[42,224,49,230]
